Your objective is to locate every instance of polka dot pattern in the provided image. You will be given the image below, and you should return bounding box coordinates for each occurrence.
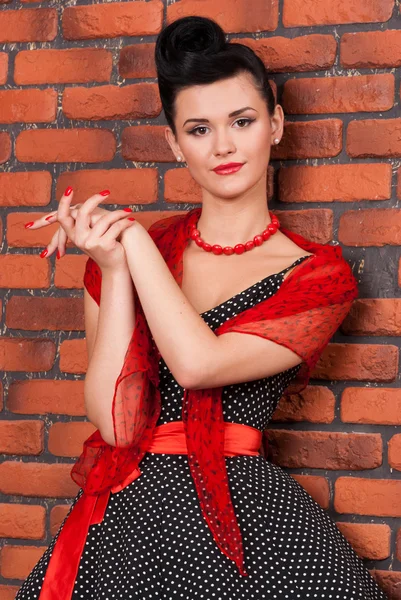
[16,260,388,599]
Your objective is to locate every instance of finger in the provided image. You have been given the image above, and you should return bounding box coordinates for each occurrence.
[74,192,110,239]
[100,217,136,246]
[57,225,69,259]
[40,227,61,259]
[89,209,135,239]
[57,189,76,238]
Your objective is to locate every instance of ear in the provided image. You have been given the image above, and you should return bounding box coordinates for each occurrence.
[165,126,184,161]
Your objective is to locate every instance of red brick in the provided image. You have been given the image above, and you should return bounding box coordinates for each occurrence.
[342,299,401,336]
[54,254,89,289]
[0,172,52,207]
[16,129,116,163]
[7,211,75,248]
[289,474,330,509]
[0,462,79,498]
[0,420,43,455]
[63,83,161,121]
[1,545,47,580]
[0,585,20,600]
[388,435,401,471]
[0,338,55,371]
[335,478,401,517]
[0,132,11,164]
[278,164,391,203]
[119,44,157,79]
[8,379,86,416]
[0,89,57,124]
[372,571,401,598]
[266,430,382,470]
[15,48,112,85]
[237,34,336,72]
[283,0,393,27]
[0,8,57,42]
[339,209,401,246]
[0,52,8,84]
[341,388,401,425]
[167,0,279,33]
[274,209,333,244]
[0,503,45,539]
[50,505,71,536]
[282,74,393,114]
[56,168,158,207]
[270,119,342,159]
[122,125,176,162]
[48,421,97,457]
[59,339,88,374]
[63,2,163,40]
[341,30,401,69]
[6,297,84,331]
[312,343,398,382]
[347,118,401,158]
[0,255,50,288]
[335,522,390,560]
[272,385,335,423]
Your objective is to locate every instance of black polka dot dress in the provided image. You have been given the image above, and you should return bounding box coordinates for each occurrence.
[15,256,388,600]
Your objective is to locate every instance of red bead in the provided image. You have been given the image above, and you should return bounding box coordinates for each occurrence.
[234,244,245,254]
[202,242,212,252]
[212,245,223,255]
[195,237,204,247]
[262,230,271,241]
[253,234,264,246]
[245,240,255,251]
[223,246,235,255]
[267,223,277,233]
[191,229,200,239]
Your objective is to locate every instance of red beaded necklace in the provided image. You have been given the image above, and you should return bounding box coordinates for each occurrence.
[190,211,280,255]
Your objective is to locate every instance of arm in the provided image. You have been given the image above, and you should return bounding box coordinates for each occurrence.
[120,223,303,391]
[84,265,136,446]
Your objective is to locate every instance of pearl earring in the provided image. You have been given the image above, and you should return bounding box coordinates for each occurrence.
[177,156,182,161]
[274,138,280,145]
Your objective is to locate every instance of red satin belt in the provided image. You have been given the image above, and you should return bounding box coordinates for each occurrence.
[38,420,263,600]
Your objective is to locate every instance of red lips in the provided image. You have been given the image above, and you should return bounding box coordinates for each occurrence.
[213,162,244,173]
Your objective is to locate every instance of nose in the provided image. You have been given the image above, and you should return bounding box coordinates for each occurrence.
[213,127,236,157]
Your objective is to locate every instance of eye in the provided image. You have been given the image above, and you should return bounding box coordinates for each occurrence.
[188,117,255,136]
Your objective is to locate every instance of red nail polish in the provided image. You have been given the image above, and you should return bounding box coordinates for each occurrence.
[64,186,73,196]
[25,221,34,228]
[45,215,54,221]
[40,249,48,258]
[56,250,61,259]
[99,190,110,196]
[128,217,136,221]
[123,207,133,212]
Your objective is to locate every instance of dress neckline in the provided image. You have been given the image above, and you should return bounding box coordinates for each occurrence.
[200,254,311,316]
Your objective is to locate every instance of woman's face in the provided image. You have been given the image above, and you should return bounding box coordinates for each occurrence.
[165,71,283,201]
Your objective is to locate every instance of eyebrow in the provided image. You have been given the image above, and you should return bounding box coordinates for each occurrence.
[183,106,257,127]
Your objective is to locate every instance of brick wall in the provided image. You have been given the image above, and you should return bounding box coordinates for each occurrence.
[0,0,401,597]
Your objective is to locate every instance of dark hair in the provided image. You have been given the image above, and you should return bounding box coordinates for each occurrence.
[154,16,276,137]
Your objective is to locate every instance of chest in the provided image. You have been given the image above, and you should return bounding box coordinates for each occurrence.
[180,246,304,315]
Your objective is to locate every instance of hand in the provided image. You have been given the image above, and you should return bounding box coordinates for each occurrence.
[26,188,137,271]
[25,188,134,260]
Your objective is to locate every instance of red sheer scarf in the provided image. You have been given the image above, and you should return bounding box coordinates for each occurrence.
[72,207,358,576]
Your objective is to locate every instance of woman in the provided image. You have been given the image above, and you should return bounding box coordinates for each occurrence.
[16,16,388,600]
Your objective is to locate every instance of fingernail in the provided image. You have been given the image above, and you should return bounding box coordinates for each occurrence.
[25,221,34,228]
[45,215,54,221]
[99,190,110,196]
[123,207,133,212]
[128,217,136,221]
[64,186,73,196]
[40,248,48,258]
[56,250,61,259]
